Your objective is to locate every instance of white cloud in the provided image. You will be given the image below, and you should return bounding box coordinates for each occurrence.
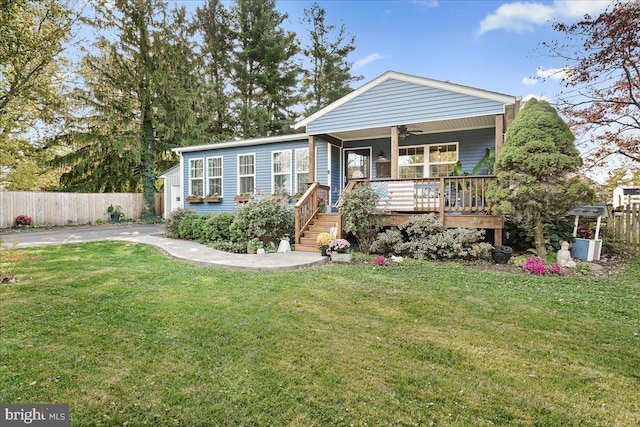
[522,77,538,85]
[477,0,613,35]
[353,53,386,69]
[522,93,551,103]
[536,66,572,81]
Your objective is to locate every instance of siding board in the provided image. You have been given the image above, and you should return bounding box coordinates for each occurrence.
[181,138,309,214]
[307,79,505,134]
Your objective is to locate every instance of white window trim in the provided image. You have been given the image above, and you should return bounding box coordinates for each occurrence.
[294,148,309,194]
[206,156,223,198]
[237,153,256,195]
[188,157,205,197]
[399,142,459,178]
[272,149,292,195]
[427,142,459,177]
[344,146,372,180]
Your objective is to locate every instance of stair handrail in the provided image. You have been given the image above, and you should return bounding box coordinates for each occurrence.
[294,182,326,244]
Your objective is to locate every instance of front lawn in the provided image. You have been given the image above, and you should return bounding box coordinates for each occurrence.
[1,242,639,426]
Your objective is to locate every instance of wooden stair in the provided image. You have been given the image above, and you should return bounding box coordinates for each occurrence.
[294,213,339,252]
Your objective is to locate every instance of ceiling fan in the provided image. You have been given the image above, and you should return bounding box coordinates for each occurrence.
[397,125,422,140]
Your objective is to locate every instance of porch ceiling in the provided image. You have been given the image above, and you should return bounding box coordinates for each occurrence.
[317,114,496,142]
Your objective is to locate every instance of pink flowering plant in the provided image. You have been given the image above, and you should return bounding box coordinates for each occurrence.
[524,255,563,276]
[327,238,351,254]
[550,263,564,275]
[374,255,386,266]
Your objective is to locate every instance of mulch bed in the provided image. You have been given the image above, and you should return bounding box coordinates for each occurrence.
[463,255,628,278]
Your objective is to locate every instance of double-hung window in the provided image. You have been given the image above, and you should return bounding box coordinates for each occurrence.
[428,143,458,177]
[295,148,309,194]
[238,154,255,194]
[398,147,425,178]
[272,150,292,194]
[189,158,204,197]
[207,156,223,197]
[398,143,458,178]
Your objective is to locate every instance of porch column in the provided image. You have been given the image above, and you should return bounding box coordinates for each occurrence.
[390,126,399,179]
[308,135,316,182]
[495,114,504,159]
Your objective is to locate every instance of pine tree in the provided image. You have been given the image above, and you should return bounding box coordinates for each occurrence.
[486,99,594,258]
[231,0,300,138]
[55,0,202,209]
[300,3,362,116]
[194,0,235,141]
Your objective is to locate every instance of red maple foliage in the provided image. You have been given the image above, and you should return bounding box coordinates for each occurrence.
[545,2,640,167]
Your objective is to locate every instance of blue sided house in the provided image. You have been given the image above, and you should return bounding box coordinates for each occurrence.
[170,71,521,251]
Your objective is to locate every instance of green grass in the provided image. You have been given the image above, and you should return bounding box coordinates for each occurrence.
[1,242,639,426]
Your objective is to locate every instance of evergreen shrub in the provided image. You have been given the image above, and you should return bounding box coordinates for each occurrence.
[165,208,194,238]
[371,214,491,261]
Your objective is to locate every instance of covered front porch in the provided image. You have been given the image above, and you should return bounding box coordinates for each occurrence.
[291,71,520,250]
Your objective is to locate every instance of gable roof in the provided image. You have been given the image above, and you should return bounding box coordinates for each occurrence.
[294,70,519,132]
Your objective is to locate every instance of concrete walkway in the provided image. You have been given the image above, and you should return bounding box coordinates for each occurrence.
[1,224,327,271]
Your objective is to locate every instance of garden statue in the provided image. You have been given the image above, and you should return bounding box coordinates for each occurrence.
[557,241,577,268]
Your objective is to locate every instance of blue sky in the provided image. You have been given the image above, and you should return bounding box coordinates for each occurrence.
[271,0,615,101]
[165,0,613,102]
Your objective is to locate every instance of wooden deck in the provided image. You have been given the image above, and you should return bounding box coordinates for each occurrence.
[295,176,503,246]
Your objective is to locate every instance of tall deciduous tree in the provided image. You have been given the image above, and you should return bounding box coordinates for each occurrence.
[0,0,75,187]
[194,0,235,141]
[231,0,300,138]
[300,3,361,116]
[545,1,640,167]
[486,99,594,258]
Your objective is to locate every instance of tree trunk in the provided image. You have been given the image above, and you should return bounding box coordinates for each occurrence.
[533,212,546,259]
[138,10,156,216]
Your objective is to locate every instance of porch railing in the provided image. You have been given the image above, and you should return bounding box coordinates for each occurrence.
[294,182,330,244]
[366,176,495,216]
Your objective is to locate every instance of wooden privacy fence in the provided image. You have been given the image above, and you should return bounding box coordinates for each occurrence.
[0,191,163,228]
[612,203,640,254]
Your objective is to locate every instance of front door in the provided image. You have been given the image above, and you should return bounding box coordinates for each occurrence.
[170,185,181,213]
[344,148,371,182]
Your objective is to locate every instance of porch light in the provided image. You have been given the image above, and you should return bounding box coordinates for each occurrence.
[378,151,387,160]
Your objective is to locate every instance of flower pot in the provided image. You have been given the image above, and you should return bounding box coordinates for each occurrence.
[204,197,222,203]
[256,248,266,256]
[110,214,121,221]
[330,252,352,263]
[186,197,203,203]
[491,246,513,264]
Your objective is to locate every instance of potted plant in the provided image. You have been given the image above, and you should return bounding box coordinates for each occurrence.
[327,238,352,263]
[204,193,222,203]
[107,204,123,221]
[247,238,263,254]
[316,232,335,256]
[186,194,204,203]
